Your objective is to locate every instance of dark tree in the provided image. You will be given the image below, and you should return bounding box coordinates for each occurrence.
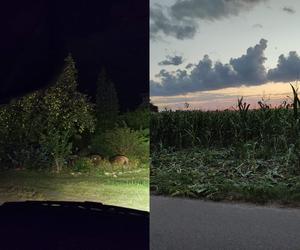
[95,68,119,131]
[150,102,158,112]
[55,53,78,93]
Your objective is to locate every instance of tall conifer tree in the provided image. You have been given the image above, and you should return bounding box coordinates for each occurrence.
[95,68,119,131]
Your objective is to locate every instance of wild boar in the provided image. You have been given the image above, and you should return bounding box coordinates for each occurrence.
[89,154,103,166]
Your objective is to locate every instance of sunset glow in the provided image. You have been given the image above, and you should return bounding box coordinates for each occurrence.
[151,81,297,110]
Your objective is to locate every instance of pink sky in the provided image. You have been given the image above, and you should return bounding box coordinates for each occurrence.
[151,82,297,111]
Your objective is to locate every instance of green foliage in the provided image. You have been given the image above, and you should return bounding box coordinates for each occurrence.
[39,129,73,173]
[95,68,119,131]
[36,55,95,172]
[290,84,300,119]
[91,127,149,162]
[151,107,300,151]
[43,54,95,135]
[0,55,95,172]
[0,92,46,168]
[119,106,150,130]
[72,157,94,173]
[151,148,300,203]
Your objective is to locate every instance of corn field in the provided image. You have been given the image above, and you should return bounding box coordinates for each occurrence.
[151,85,300,152]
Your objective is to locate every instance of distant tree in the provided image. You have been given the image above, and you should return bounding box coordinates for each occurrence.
[119,107,149,131]
[119,96,150,131]
[41,54,95,172]
[95,68,119,131]
[150,102,158,112]
[139,93,149,109]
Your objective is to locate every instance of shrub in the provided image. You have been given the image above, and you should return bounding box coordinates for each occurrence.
[39,130,73,173]
[73,157,94,173]
[119,107,150,130]
[91,127,149,163]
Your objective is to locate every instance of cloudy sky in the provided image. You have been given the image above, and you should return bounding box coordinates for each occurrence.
[150,0,300,110]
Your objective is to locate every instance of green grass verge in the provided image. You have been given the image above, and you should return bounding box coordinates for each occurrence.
[151,148,300,205]
[0,167,149,211]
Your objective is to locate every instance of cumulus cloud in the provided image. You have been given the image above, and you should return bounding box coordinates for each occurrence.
[151,69,191,96]
[150,5,197,40]
[150,0,267,40]
[151,39,269,96]
[268,51,300,81]
[283,6,295,14]
[229,38,268,84]
[159,55,184,66]
[151,39,300,96]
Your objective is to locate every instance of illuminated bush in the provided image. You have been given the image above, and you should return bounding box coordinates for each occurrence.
[91,127,149,163]
[0,55,95,172]
[73,157,94,173]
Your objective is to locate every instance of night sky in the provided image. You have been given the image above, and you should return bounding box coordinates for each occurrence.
[0,0,149,111]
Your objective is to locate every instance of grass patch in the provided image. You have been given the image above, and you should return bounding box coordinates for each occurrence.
[0,167,149,211]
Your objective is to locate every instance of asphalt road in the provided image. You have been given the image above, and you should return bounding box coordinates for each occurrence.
[151,196,300,250]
